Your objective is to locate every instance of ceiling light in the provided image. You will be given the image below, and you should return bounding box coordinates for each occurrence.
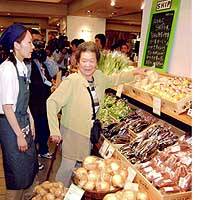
[141,2,145,10]
[111,0,116,6]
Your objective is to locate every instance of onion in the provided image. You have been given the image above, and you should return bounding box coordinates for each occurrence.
[96,181,110,192]
[122,189,136,200]
[83,156,98,170]
[115,191,123,199]
[77,175,88,188]
[97,160,106,170]
[83,181,95,191]
[75,167,88,179]
[137,192,148,200]
[119,168,128,180]
[112,174,124,188]
[88,170,100,182]
[103,193,118,200]
[101,172,111,182]
[110,161,120,172]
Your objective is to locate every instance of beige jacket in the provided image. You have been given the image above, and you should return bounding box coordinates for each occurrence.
[47,70,134,161]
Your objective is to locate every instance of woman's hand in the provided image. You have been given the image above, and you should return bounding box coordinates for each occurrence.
[50,135,62,144]
[17,134,28,152]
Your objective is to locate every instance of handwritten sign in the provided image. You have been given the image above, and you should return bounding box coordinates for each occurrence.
[141,0,181,72]
[144,11,174,68]
[64,183,84,200]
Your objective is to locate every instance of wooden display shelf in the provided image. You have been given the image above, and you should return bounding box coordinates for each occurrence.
[100,138,192,200]
[112,87,191,127]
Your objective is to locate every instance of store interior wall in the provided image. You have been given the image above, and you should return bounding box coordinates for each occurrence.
[138,0,192,77]
[67,16,106,42]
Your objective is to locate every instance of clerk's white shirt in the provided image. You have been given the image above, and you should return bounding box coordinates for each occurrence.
[0,57,28,114]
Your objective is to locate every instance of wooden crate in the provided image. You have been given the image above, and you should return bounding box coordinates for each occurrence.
[112,148,191,200]
[134,168,192,200]
[123,83,191,115]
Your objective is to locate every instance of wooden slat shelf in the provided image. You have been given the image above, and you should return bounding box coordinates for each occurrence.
[112,87,191,127]
[123,89,191,126]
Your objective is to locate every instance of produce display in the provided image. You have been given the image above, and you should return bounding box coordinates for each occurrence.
[97,94,132,126]
[119,123,179,164]
[129,70,192,103]
[103,109,158,143]
[137,134,192,193]
[97,51,133,75]
[103,189,148,200]
[103,109,157,144]
[32,181,68,200]
[73,156,129,193]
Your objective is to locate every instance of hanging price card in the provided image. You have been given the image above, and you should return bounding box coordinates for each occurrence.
[126,166,137,183]
[64,183,85,200]
[153,96,161,116]
[104,144,115,159]
[187,108,192,117]
[116,84,123,97]
[99,139,110,157]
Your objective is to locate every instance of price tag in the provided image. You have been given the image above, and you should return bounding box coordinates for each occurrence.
[153,96,161,116]
[187,108,192,117]
[126,166,137,182]
[104,144,115,159]
[124,182,139,192]
[116,84,124,97]
[64,183,85,200]
[99,139,110,157]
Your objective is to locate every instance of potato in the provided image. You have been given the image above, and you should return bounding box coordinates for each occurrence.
[43,193,55,200]
[32,194,42,200]
[54,188,63,198]
[41,181,52,190]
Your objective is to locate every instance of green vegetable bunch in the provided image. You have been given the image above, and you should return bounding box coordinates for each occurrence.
[97,51,132,75]
[97,94,132,126]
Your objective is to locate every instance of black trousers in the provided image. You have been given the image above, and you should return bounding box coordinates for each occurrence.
[33,114,50,155]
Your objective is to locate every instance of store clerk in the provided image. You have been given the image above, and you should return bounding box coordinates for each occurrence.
[0,24,38,200]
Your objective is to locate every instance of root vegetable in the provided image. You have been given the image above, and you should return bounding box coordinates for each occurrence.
[83,156,98,170]
[75,167,88,179]
[88,170,100,182]
[119,168,128,180]
[137,192,148,200]
[43,193,55,200]
[83,181,95,191]
[103,193,118,200]
[96,181,110,192]
[122,190,136,200]
[112,174,124,188]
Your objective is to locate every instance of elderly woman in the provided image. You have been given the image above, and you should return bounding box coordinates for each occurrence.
[0,24,38,199]
[47,41,144,187]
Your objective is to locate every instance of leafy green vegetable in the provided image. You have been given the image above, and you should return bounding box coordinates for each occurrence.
[97,94,132,126]
[97,51,132,75]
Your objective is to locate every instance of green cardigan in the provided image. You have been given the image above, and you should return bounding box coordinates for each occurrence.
[47,70,134,160]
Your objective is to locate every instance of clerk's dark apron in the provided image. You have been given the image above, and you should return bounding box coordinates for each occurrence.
[0,64,38,190]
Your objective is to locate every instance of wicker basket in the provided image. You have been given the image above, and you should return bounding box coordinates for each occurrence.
[82,188,120,200]
[72,176,121,200]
